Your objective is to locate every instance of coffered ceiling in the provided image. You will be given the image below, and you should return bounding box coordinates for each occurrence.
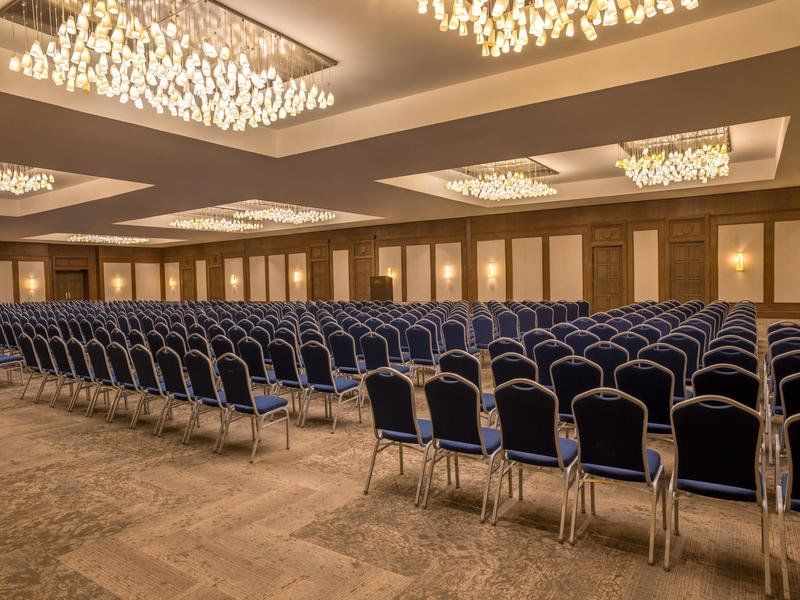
[0,0,798,247]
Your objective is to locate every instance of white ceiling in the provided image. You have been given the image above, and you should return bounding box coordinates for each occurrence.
[0,0,797,246]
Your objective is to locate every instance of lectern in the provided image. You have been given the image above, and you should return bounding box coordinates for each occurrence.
[370,276,394,301]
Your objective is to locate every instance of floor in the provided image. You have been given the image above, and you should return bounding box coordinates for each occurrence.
[0,329,795,599]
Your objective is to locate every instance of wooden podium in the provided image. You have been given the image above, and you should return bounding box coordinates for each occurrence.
[370,276,394,301]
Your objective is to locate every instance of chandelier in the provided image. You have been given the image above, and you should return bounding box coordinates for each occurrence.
[67,233,150,244]
[1,163,55,195]
[232,200,336,225]
[169,209,263,232]
[417,0,699,57]
[447,158,557,201]
[3,0,337,132]
[616,127,731,188]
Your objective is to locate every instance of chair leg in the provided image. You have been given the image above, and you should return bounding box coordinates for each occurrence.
[454,454,460,489]
[154,397,171,436]
[590,481,596,515]
[20,372,34,399]
[85,384,102,417]
[664,474,676,571]
[129,391,146,428]
[491,459,508,526]
[363,438,381,495]
[415,443,432,507]
[67,382,83,412]
[217,411,233,454]
[569,474,583,545]
[212,410,226,452]
[183,403,198,444]
[283,408,290,449]
[249,417,262,463]
[34,374,49,403]
[558,466,573,543]
[49,377,64,407]
[779,504,790,599]
[518,466,523,501]
[648,484,659,566]
[763,496,772,597]
[398,443,404,475]
[422,447,439,509]
[480,452,499,523]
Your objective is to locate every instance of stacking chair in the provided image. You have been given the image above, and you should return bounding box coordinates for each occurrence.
[146,330,165,355]
[522,329,555,358]
[85,339,117,418]
[375,323,409,364]
[407,325,439,384]
[550,323,578,343]
[691,364,760,411]
[188,333,212,358]
[709,334,757,354]
[572,317,597,331]
[639,343,689,402]
[269,339,308,413]
[184,350,227,449]
[106,342,140,423]
[615,360,674,435]
[631,324,661,346]
[778,414,800,599]
[570,388,665,565]
[238,337,277,394]
[421,373,502,522]
[211,335,235,359]
[660,332,701,385]
[442,320,478,355]
[471,314,494,352]
[497,311,520,341]
[216,353,290,461]
[31,334,59,404]
[666,396,769,595]
[300,341,360,433]
[564,330,600,357]
[17,334,44,401]
[534,305,554,329]
[780,373,800,419]
[362,332,409,374]
[551,355,602,426]
[584,341,628,387]
[329,331,366,377]
[47,337,75,408]
[153,347,194,437]
[491,352,538,387]
[439,349,495,423]
[129,344,166,429]
[491,379,578,540]
[66,338,95,413]
[587,323,617,342]
[362,367,433,505]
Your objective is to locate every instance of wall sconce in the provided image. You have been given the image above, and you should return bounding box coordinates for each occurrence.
[735,252,745,272]
[293,268,303,284]
[168,276,178,291]
[25,274,38,294]
[442,264,454,281]
[386,266,395,280]
[487,261,498,279]
[229,274,240,289]
[111,275,124,293]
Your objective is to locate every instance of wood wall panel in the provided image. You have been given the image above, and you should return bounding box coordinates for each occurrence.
[1,187,799,315]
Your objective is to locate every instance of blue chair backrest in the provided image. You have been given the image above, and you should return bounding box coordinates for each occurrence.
[585,341,628,386]
[573,389,651,481]
[691,364,759,411]
[211,335,235,359]
[301,342,335,388]
[186,350,222,406]
[217,353,255,410]
[365,368,423,443]
[156,347,189,397]
[534,306,554,329]
[639,343,687,399]
[564,330,600,357]
[551,355,603,417]
[495,379,562,463]
[781,373,800,419]
[375,324,404,360]
[497,312,520,340]
[491,352,538,387]
[709,334,755,354]
[329,331,359,370]
[362,333,391,371]
[439,350,481,390]
[772,351,800,410]
[607,317,632,332]
[660,332,700,381]
[672,397,760,493]
[67,338,92,378]
[551,303,567,325]
[108,342,135,386]
[425,374,486,452]
[533,339,572,388]
[550,323,578,342]
[187,333,211,357]
[238,337,269,380]
[165,332,187,360]
[268,339,301,383]
[630,324,661,346]
[587,323,616,341]
[442,320,468,352]
[348,323,371,355]
[615,359,673,429]
[32,334,54,371]
[572,317,597,331]
[86,340,112,382]
[49,337,72,375]
[471,314,494,348]
[517,308,536,333]
[407,325,435,362]
[522,329,555,358]
[784,414,800,503]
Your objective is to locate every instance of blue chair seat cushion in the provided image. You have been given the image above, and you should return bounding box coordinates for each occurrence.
[413,355,440,366]
[280,373,309,388]
[582,449,661,483]
[507,438,578,469]
[780,475,800,511]
[0,354,23,364]
[390,352,411,363]
[252,372,277,385]
[647,422,672,434]
[678,478,757,502]
[467,346,480,355]
[438,427,501,455]
[390,363,411,374]
[200,390,226,407]
[313,377,359,394]
[338,361,366,375]
[559,412,575,424]
[481,392,495,412]
[381,419,433,444]
[232,394,288,415]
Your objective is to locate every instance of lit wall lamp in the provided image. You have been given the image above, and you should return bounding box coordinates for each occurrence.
[168,276,178,291]
[293,268,303,284]
[25,274,38,294]
[229,274,240,289]
[487,261,498,291]
[386,266,395,279]
[735,252,745,272]
[111,275,124,293]
[443,264,454,281]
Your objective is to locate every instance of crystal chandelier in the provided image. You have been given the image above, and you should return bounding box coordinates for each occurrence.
[169,209,263,232]
[1,163,55,195]
[616,127,731,188]
[232,200,336,225]
[447,158,557,201]
[3,0,337,132]
[417,0,699,57]
[67,233,150,244]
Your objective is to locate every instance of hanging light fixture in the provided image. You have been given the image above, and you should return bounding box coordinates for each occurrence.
[417,0,699,57]
[1,162,55,195]
[232,200,336,225]
[2,0,337,132]
[616,127,731,188]
[447,157,557,201]
[169,208,263,232]
[67,233,150,244]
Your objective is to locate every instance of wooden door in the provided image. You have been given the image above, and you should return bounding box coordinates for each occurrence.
[54,271,87,300]
[207,266,224,300]
[351,240,374,301]
[670,242,705,302]
[593,246,623,312]
[309,244,331,301]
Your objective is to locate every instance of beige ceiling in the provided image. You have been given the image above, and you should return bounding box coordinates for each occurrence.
[0,0,798,246]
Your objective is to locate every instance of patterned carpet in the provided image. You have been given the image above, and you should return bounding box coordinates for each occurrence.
[0,324,794,599]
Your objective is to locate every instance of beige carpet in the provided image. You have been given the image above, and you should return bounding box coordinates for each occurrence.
[0,323,793,599]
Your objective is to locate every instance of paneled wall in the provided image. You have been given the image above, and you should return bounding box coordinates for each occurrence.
[134,263,161,300]
[2,187,800,316]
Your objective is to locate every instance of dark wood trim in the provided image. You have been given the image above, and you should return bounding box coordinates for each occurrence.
[504,238,513,301]
[542,236,550,301]
[429,243,436,301]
